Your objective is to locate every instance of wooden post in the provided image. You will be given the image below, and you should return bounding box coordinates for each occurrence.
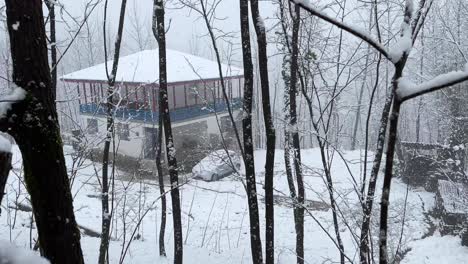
[76,84,81,104]
[462,228,468,247]
[173,86,176,108]
[82,82,88,104]
[184,85,187,107]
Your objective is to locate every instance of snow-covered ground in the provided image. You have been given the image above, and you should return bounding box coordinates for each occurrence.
[1,146,466,263]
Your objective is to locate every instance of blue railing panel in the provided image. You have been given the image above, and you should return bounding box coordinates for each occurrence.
[79,98,242,123]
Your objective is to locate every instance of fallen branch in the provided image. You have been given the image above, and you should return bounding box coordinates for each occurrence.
[9,202,101,238]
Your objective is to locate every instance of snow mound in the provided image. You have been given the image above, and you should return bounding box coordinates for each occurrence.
[402,234,468,264]
[0,240,49,264]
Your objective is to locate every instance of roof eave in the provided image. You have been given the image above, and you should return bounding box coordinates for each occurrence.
[61,74,244,87]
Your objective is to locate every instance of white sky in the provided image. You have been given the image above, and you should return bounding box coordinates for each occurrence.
[49,0,280,83]
[56,0,275,59]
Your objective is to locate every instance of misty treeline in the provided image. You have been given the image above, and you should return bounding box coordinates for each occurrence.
[0,0,467,264]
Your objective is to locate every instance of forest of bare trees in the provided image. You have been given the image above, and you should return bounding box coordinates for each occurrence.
[0,0,467,263]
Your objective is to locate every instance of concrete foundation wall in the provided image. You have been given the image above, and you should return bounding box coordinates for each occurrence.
[77,111,240,173]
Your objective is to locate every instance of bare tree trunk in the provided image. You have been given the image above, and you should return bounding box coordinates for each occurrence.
[3,1,84,262]
[288,5,305,264]
[378,2,413,261]
[359,92,392,264]
[156,100,167,257]
[45,0,57,99]
[299,64,348,264]
[154,1,184,262]
[415,28,425,143]
[99,1,128,263]
[351,50,371,150]
[379,96,401,264]
[239,1,263,262]
[278,3,304,262]
[156,81,167,256]
[156,75,167,256]
[150,2,167,257]
[351,82,365,150]
[249,0,276,262]
[351,7,375,151]
[284,134,297,201]
[0,145,12,210]
[196,0,245,159]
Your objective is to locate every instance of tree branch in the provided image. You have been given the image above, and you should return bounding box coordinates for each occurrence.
[290,0,390,60]
[398,70,468,102]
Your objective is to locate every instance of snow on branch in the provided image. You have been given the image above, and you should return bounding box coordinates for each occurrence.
[0,84,26,118]
[388,25,412,63]
[388,0,414,63]
[397,68,468,101]
[290,0,390,60]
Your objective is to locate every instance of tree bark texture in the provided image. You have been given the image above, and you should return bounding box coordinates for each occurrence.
[239,1,263,263]
[99,1,128,263]
[0,150,12,211]
[156,107,167,257]
[155,1,184,262]
[3,1,84,263]
[359,93,393,264]
[288,5,305,264]
[249,0,276,262]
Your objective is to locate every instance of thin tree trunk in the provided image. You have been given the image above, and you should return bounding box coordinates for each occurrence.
[351,50,371,150]
[45,0,57,99]
[379,97,401,264]
[156,103,166,257]
[278,3,304,262]
[359,92,392,264]
[351,7,374,151]
[0,146,12,210]
[284,134,297,201]
[415,27,425,143]
[99,1,128,263]
[197,0,245,159]
[154,1,184,262]
[249,0,276,262]
[377,30,408,259]
[415,98,422,143]
[299,63,348,264]
[151,2,167,257]
[3,1,84,262]
[239,1,263,263]
[351,83,365,150]
[288,5,305,264]
[378,2,412,259]
[319,142,346,264]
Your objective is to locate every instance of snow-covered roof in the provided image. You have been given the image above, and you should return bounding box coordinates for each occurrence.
[61,49,243,84]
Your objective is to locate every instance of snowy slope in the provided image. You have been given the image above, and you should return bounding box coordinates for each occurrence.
[0,240,49,264]
[0,146,465,263]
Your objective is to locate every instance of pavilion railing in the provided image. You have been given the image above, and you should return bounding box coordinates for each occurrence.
[79,98,242,123]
